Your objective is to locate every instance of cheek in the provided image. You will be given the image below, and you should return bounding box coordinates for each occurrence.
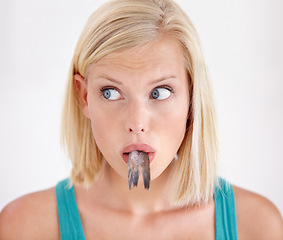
[87,101,118,147]
[153,102,188,158]
[161,113,187,149]
[160,102,188,153]
[155,100,188,135]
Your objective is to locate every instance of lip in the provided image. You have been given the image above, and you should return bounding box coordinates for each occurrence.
[121,144,155,164]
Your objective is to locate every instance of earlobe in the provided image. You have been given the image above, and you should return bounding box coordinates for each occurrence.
[74,74,90,118]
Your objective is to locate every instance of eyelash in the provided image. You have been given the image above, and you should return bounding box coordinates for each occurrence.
[100,86,120,94]
[152,85,174,94]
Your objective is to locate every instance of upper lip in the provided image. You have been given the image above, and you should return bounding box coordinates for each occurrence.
[121,144,155,155]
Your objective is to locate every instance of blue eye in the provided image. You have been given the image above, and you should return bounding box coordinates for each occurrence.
[101,88,121,100]
[151,87,172,100]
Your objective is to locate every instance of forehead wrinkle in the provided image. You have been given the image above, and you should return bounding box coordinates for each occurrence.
[96,54,171,72]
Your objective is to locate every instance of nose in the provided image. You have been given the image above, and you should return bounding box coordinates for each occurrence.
[125,100,148,134]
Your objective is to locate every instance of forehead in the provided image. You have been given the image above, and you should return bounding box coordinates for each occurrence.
[87,37,186,76]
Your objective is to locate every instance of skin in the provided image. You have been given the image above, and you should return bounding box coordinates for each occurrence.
[0,37,282,239]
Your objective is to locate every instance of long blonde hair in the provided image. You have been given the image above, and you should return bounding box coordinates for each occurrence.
[61,0,218,206]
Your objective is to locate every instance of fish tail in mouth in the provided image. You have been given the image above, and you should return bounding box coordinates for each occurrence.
[128,151,150,190]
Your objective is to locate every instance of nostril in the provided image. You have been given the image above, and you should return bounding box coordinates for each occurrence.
[128,127,145,133]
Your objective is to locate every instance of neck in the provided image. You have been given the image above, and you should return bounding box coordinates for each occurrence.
[80,160,176,216]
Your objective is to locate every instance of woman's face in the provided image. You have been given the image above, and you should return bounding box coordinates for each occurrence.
[78,37,190,183]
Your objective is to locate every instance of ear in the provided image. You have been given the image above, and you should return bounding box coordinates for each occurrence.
[74,74,90,118]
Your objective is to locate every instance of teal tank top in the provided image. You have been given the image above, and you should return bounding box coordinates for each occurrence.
[56,178,238,239]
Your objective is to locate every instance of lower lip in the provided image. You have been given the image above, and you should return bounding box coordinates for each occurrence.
[122,152,155,164]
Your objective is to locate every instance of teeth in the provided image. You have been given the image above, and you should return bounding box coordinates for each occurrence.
[128,151,150,190]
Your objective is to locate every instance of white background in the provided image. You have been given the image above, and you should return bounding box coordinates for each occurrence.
[0,0,282,215]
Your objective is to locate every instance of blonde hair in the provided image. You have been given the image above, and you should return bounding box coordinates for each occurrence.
[61,0,218,206]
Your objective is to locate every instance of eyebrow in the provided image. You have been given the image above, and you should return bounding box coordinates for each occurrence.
[150,75,177,84]
[99,76,123,85]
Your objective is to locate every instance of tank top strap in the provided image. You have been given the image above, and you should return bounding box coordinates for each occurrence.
[55,178,86,240]
[214,178,238,240]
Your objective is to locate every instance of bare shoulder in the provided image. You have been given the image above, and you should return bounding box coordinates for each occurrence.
[233,185,283,240]
[0,187,60,240]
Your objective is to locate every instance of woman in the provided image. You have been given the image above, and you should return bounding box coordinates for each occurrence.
[0,0,282,239]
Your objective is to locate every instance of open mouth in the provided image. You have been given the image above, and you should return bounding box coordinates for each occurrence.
[121,144,155,164]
